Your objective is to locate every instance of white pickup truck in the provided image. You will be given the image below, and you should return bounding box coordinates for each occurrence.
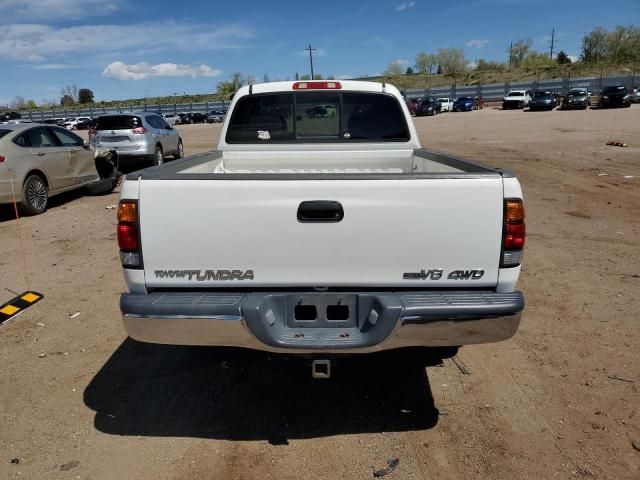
[117,80,525,373]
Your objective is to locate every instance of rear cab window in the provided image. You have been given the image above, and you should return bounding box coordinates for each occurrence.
[0,129,10,139]
[226,92,409,143]
[95,115,142,131]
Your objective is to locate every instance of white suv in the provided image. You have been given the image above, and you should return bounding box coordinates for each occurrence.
[93,112,184,166]
[502,90,532,109]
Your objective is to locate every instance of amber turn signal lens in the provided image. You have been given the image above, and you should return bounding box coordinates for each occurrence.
[505,199,525,223]
[117,201,137,223]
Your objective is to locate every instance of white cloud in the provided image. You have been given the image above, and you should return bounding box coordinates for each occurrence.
[396,1,416,11]
[103,61,221,81]
[567,55,578,63]
[467,60,479,70]
[466,39,489,48]
[393,58,410,66]
[0,0,119,20]
[0,22,253,62]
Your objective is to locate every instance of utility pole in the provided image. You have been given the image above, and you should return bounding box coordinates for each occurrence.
[549,28,555,59]
[306,44,316,79]
[508,41,513,69]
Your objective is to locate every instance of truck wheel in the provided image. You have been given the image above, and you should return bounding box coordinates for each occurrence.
[153,145,164,166]
[21,174,48,215]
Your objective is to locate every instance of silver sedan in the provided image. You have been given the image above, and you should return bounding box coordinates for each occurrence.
[0,123,115,215]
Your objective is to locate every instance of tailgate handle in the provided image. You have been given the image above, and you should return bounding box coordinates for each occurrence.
[297,201,344,223]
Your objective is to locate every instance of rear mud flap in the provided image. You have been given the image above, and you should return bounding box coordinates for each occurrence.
[242,293,402,350]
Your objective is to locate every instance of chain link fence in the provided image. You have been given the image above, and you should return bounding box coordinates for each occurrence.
[402,73,637,101]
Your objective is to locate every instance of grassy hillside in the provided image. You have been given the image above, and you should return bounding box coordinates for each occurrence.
[360,63,638,90]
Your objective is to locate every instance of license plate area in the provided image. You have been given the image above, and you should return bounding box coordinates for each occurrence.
[286,294,357,328]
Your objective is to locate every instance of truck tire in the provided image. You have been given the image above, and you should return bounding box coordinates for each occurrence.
[21,174,48,215]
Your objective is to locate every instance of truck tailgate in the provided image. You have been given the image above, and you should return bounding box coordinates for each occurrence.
[139,177,504,288]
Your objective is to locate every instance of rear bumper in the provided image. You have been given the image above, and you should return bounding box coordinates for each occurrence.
[121,290,524,353]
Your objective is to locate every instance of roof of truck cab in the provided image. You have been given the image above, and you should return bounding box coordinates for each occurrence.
[234,80,401,97]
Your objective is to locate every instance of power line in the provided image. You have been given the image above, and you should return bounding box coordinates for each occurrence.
[306,44,316,79]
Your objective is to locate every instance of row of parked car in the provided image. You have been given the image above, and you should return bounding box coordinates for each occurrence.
[0,108,228,131]
[502,85,637,111]
[405,96,483,116]
[161,109,228,125]
[404,85,639,116]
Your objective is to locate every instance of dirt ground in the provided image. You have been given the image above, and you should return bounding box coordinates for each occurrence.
[1,106,639,480]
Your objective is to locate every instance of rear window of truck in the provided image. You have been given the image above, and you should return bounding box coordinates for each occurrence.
[95,115,141,130]
[226,92,410,143]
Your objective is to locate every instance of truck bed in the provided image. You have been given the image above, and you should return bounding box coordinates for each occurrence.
[129,148,505,179]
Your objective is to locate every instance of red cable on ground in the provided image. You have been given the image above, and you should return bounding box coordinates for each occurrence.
[8,170,31,291]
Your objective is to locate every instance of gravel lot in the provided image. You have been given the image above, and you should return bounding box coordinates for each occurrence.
[1,106,639,479]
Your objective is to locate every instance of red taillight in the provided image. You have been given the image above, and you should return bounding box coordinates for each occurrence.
[504,223,526,249]
[131,127,147,134]
[117,200,141,268]
[293,81,342,90]
[117,223,139,250]
[0,156,5,163]
[502,198,525,267]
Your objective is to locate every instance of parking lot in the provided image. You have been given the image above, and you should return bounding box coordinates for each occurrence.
[1,106,639,479]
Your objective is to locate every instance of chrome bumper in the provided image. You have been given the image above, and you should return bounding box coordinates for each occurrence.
[121,291,524,354]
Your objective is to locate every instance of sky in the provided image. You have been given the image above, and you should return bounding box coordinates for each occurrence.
[0,0,638,105]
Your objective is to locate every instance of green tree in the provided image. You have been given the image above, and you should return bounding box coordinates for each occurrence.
[405,66,414,75]
[556,51,571,64]
[299,74,311,80]
[60,85,78,103]
[78,88,94,104]
[60,94,75,106]
[581,27,608,62]
[436,48,467,75]
[313,74,323,80]
[216,72,245,95]
[384,60,405,76]
[605,25,640,63]
[509,39,533,68]
[414,52,437,74]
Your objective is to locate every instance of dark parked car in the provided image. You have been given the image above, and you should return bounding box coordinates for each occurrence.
[528,90,557,111]
[453,97,474,112]
[183,112,207,124]
[1,111,21,122]
[598,86,631,108]
[207,109,227,123]
[74,118,95,130]
[415,97,441,116]
[562,89,590,109]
